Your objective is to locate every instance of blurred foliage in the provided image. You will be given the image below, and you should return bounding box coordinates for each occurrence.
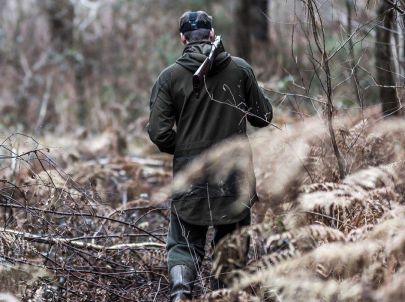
[0,0,393,134]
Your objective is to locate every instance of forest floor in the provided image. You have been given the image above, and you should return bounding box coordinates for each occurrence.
[0,112,405,301]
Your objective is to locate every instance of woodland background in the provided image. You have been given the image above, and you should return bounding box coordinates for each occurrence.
[0,0,404,301]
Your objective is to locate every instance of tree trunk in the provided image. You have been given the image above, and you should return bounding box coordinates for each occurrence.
[375,2,401,116]
[43,0,89,126]
[234,0,252,61]
[398,1,405,81]
[401,0,405,70]
[15,1,29,128]
[251,0,269,42]
[346,0,363,108]
[43,0,74,53]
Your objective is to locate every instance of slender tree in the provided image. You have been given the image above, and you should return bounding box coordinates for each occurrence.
[375,1,401,116]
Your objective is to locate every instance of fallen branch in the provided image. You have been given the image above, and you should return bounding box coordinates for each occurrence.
[0,201,166,243]
[1,228,165,250]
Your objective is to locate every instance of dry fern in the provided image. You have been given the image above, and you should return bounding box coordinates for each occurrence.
[373,269,405,302]
[192,289,260,302]
[0,231,37,258]
[214,224,346,286]
[297,163,403,232]
[231,215,405,291]
[260,275,367,302]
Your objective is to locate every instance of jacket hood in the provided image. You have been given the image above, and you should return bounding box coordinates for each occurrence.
[176,41,231,74]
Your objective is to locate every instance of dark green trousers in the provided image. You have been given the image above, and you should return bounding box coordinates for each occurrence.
[166,210,251,273]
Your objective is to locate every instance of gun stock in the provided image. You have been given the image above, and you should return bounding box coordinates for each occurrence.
[192,36,222,94]
[193,57,210,93]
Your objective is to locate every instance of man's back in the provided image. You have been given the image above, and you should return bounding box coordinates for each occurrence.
[148,39,272,226]
[148,41,272,158]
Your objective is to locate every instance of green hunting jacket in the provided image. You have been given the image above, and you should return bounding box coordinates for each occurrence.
[148,41,273,225]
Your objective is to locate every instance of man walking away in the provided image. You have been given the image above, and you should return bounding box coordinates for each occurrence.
[148,10,273,301]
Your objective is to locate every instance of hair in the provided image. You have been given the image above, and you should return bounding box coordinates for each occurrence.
[183,29,211,42]
[179,10,212,43]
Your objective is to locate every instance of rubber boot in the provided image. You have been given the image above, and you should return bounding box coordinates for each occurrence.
[169,265,196,302]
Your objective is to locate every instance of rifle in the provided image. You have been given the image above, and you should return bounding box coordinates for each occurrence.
[193,35,223,94]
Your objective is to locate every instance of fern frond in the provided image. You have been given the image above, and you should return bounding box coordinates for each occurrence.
[192,289,260,302]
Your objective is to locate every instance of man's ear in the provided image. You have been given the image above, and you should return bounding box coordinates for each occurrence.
[180,33,187,45]
[209,28,215,42]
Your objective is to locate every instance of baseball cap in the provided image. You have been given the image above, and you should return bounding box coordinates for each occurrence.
[179,11,212,33]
